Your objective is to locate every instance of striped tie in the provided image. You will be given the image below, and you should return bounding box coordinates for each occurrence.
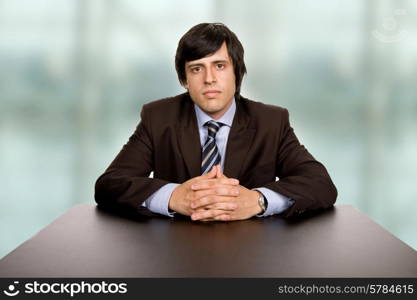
[201,120,223,174]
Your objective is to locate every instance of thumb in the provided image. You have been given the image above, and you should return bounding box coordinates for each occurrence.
[216,165,227,178]
[201,165,217,179]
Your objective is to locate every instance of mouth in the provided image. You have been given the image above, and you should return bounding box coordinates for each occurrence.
[203,90,221,98]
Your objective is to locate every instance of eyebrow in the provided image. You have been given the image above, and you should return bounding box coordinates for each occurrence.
[187,60,229,69]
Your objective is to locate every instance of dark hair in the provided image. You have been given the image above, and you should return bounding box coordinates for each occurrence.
[175,23,247,98]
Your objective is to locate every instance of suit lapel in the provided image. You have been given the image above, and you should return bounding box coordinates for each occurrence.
[223,98,256,179]
[177,96,201,178]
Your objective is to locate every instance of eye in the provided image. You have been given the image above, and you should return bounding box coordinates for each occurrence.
[191,67,201,73]
[216,63,225,70]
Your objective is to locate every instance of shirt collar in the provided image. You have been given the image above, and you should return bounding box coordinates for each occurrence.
[194,98,236,129]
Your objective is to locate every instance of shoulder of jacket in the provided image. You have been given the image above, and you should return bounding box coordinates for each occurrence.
[239,96,289,117]
[142,93,190,116]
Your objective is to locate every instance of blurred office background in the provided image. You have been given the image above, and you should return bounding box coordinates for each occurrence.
[1,0,416,258]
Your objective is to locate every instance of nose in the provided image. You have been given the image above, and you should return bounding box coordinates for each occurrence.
[204,67,216,84]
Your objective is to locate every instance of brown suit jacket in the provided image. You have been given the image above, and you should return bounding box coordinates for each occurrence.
[95,93,337,218]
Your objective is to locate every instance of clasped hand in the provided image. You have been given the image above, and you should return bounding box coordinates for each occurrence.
[168,165,262,221]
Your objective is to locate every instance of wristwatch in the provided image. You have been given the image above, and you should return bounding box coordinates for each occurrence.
[256,191,268,215]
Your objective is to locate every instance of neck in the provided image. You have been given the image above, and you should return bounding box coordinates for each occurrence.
[207,99,233,120]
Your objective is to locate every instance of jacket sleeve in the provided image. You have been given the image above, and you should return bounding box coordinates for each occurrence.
[263,109,337,217]
[94,105,170,213]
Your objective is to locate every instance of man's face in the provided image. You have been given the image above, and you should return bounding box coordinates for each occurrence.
[184,42,236,120]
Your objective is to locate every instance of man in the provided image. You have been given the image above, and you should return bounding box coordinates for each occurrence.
[95,23,337,221]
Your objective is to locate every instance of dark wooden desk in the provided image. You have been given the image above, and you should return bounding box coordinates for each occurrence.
[0,204,416,277]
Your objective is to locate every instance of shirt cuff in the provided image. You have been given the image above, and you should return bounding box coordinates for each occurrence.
[253,187,294,217]
[141,183,180,217]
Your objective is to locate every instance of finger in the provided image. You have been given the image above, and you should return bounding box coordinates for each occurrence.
[216,165,227,179]
[198,211,234,222]
[199,218,217,222]
[216,166,226,179]
[206,167,217,178]
[213,214,232,221]
[192,207,209,215]
[191,195,237,209]
[200,165,217,179]
[204,202,237,211]
[191,203,236,213]
[191,178,239,190]
[193,186,239,199]
[216,164,222,178]
[191,209,227,221]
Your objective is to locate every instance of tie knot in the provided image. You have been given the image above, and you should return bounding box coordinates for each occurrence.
[205,120,222,137]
